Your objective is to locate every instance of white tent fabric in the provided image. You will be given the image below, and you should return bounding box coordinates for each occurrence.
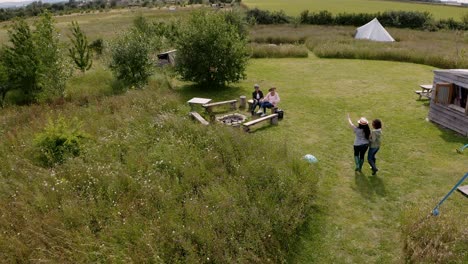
[355,18,395,42]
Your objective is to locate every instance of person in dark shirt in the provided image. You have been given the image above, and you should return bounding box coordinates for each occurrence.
[251,84,264,115]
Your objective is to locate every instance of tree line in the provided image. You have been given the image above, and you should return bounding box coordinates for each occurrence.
[246,8,468,31]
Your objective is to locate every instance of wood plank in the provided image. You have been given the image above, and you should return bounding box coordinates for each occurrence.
[203,100,237,108]
[243,114,278,127]
[457,185,468,198]
[189,111,209,126]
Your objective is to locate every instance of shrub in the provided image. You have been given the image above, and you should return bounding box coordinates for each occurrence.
[246,8,292,24]
[34,116,86,167]
[89,38,104,55]
[249,43,308,58]
[175,10,249,87]
[109,31,154,89]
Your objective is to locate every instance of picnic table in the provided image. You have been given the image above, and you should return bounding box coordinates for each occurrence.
[187,97,212,111]
[415,84,433,100]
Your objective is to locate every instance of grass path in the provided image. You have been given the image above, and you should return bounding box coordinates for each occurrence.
[243,0,467,20]
[185,55,468,262]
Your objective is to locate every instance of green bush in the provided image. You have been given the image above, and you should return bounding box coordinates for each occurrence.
[249,43,309,58]
[34,116,86,167]
[175,10,249,87]
[246,8,292,25]
[89,38,104,55]
[109,31,154,89]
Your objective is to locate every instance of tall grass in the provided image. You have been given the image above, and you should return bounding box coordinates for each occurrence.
[0,71,317,262]
[251,24,468,69]
[249,43,308,58]
[401,203,468,263]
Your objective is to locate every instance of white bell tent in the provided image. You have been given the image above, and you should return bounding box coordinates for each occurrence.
[355,18,395,42]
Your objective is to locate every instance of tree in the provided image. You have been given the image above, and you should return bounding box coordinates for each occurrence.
[175,11,249,87]
[3,18,41,103]
[68,21,92,72]
[34,12,70,100]
[3,13,69,104]
[109,31,154,89]
[0,59,11,108]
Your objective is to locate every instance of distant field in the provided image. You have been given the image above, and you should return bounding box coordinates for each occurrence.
[243,0,467,20]
[0,6,195,44]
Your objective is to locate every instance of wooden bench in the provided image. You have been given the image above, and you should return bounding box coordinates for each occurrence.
[242,113,278,132]
[415,84,433,100]
[189,111,209,126]
[203,99,237,113]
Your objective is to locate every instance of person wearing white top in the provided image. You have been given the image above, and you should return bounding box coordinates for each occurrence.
[260,87,280,116]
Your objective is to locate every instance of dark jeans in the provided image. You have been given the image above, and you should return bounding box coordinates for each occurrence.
[261,101,274,113]
[353,144,369,160]
[251,99,261,113]
[368,147,380,170]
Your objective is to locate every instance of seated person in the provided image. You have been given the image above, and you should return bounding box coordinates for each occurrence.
[251,84,264,115]
[260,87,280,116]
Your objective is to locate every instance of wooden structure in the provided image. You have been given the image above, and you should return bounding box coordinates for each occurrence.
[189,112,209,126]
[428,69,468,136]
[203,99,237,114]
[187,97,212,111]
[242,114,278,132]
[415,84,433,100]
[157,50,177,66]
[458,185,468,198]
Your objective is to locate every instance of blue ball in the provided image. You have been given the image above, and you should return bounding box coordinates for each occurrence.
[432,208,439,216]
[303,154,318,164]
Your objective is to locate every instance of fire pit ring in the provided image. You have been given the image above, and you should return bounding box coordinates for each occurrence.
[216,113,247,127]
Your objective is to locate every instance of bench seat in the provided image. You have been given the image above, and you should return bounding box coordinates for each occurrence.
[242,113,278,132]
[203,99,237,113]
[189,111,209,125]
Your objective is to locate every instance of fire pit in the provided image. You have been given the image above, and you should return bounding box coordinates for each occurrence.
[216,113,247,127]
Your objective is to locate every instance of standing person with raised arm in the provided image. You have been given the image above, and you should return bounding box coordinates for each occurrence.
[347,113,370,172]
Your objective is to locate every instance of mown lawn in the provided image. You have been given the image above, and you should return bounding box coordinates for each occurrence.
[243,0,467,20]
[180,55,468,262]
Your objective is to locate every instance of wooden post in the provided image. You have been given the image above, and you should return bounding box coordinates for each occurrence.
[230,101,237,110]
[270,115,278,125]
[239,96,246,109]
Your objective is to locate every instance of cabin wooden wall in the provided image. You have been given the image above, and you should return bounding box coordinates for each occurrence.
[429,74,468,136]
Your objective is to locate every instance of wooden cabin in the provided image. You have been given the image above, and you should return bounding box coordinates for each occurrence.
[429,69,468,136]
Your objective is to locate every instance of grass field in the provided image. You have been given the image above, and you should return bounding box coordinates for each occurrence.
[0,6,196,44]
[203,55,466,262]
[0,8,466,262]
[243,0,467,20]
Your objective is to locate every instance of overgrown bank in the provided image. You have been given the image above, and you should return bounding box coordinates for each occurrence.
[0,74,317,262]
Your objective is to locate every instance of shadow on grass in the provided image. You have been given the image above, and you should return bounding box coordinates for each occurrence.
[435,125,467,145]
[176,83,247,102]
[354,172,387,199]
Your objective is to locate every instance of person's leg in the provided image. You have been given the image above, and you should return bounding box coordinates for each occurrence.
[368,147,380,174]
[251,100,259,114]
[368,148,377,170]
[261,102,272,114]
[353,145,360,171]
[358,144,368,171]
